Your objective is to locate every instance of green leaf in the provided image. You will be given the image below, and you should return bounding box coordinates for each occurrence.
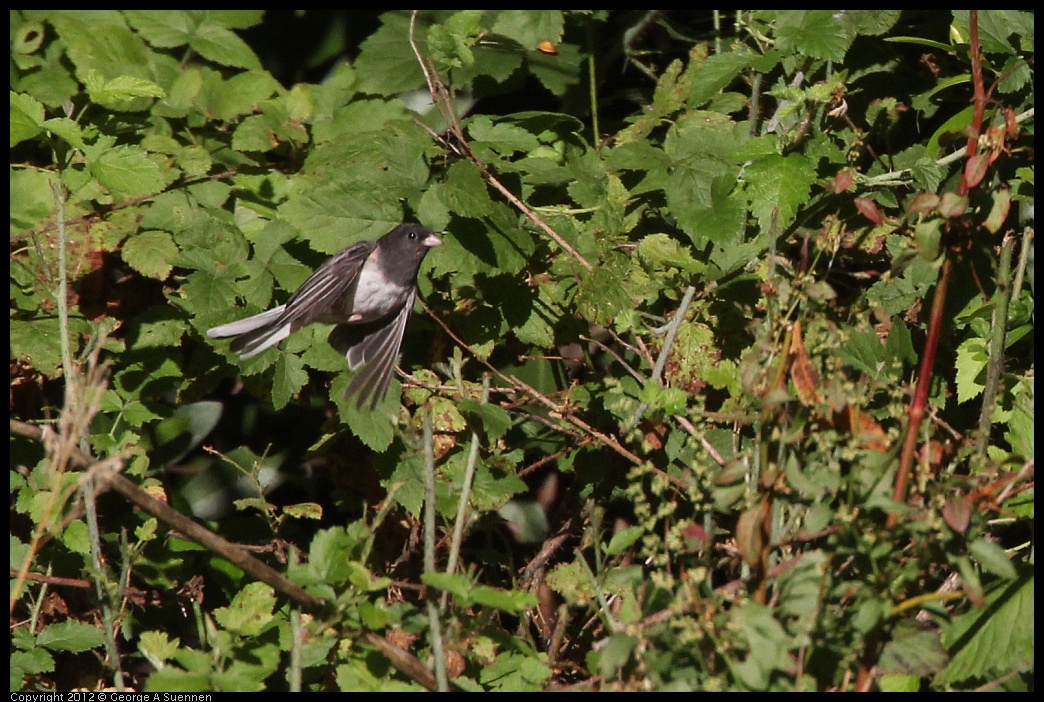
[774,10,852,62]
[968,537,1018,580]
[279,182,404,255]
[879,674,922,692]
[878,621,948,677]
[41,117,86,150]
[354,13,427,95]
[954,337,988,404]
[36,620,106,653]
[438,160,495,218]
[124,10,197,47]
[939,574,1033,684]
[138,631,181,668]
[306,527,361,584]
[90,145,167,196]
[84,71,166,107]
[270,352,308,410]
[593,633,639,678]
[686,51,755,108]
[10,91,44,147]
[490,10,563,50]
[743,153,818,232]
[605,525,644,557]
[213,581,276,636]
[836,328,888,381]
[775,550,828,645]
[144,669,212,693]
[422,571,473,599]
[330,373,396,452]
[122,230,180,279]
[732,601,794,690]
[479,650,550,692]
[10,316,92,376]
[11,648,55,680]
[527,40,582,95]
[427,24,475,69]
[467,115,543,157]
[190,23,262,69]
[458,400,513,442]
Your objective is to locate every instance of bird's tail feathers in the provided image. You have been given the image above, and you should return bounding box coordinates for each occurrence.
[207,306,291,359]
[207,306,286,338]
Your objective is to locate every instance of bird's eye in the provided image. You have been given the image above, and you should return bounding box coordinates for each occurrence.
[408,231,416,240]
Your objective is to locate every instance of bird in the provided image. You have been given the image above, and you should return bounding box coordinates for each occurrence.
[207,223,442,410]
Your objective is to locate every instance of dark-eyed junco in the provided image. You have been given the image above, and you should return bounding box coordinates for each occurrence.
[207,223,442,409]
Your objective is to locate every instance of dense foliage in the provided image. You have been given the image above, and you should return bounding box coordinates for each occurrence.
[10,10,1034,692]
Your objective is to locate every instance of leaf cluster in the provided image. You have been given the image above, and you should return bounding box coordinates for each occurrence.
[10,9,1033,692]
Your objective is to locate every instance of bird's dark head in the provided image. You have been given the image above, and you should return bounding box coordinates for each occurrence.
[383,223,442,253]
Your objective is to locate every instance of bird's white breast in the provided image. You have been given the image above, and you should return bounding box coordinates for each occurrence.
[350,252,407,321]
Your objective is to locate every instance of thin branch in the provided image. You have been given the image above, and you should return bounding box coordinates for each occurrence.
[976,234,1015,446]
[629,285,697,428]
[422,411,449,692]
[12,417,325,612]
[421,301,644,467]
[443,376,491,605]
[407,12,594,272]
[12,169,238,244]
[12,416,464,690]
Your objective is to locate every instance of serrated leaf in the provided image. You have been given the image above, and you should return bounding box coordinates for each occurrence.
[479,650,550,692]
[10,316,92,376]
[458,400,513,442]
[10,91,44,147]
[490,10,563,49]
[879,622,948,677]
[687,51,754,108]
[138,631,180,668]
[427,24,475,68]
[439,160,495,218]
[527,41,582,95]
[954,337,988,404]
[330,373,396,451]
[271,352,308,409]
[11,648,55,678]
[354,13,427,95]
[189,23,261,69]
[279,182,403,255]
[124,10,196,47]
[122,230,180,279]
[36,620,106,653]
[213,582,276,636]
[41,117,86,150]
[775,10,852,62]
[422,572,473,599]
[939,575,1033,684]
[605,525,645,556]
[84,72,166,106]
[592,633,639,678]
[90,145,166,196]
[836,329,888,381]
[968,537,1018,580]
[205,70,281,121]
[743,153,817,231]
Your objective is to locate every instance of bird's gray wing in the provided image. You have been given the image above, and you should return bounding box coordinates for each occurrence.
[206,241,373,360]
[332,289,416,410]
